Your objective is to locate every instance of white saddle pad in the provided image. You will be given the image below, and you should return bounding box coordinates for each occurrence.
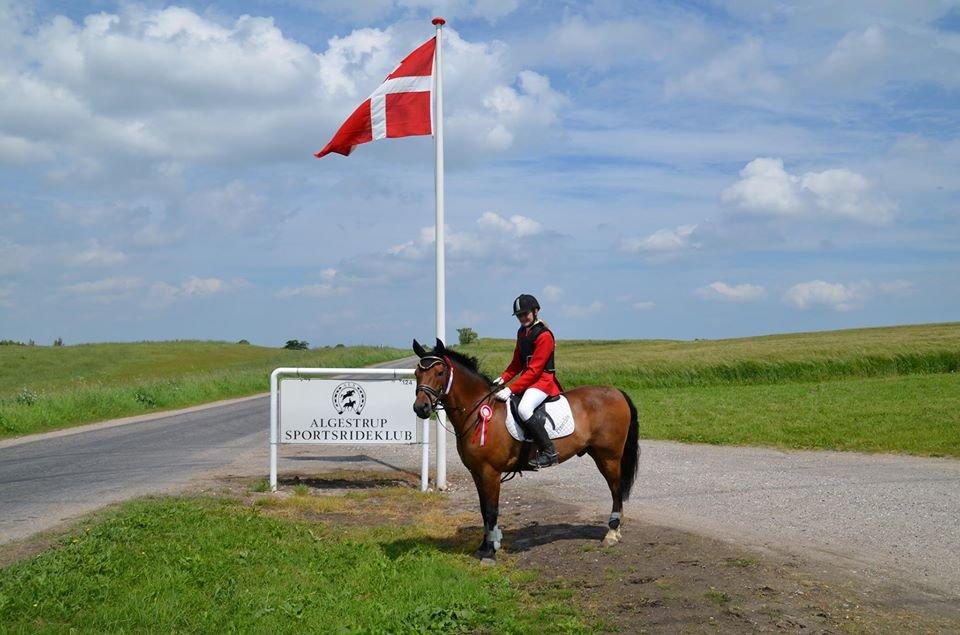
[504,396,575,442]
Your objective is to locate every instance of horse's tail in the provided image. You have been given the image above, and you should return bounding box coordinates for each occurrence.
[617,389,640,502]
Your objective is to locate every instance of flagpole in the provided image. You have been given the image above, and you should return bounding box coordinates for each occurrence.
[432,16,448,491]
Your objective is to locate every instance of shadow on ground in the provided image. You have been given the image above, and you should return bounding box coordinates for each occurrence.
[380,521,607,561]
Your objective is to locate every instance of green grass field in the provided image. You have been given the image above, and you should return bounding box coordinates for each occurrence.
[0,342,407,439]
[0,490,587,633]
[458,323,960,456]
[4,323,958,454]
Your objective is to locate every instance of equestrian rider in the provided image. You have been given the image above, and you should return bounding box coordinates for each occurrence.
[494,294,561,469]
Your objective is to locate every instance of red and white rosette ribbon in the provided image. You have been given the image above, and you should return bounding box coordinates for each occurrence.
[476,403,493,447]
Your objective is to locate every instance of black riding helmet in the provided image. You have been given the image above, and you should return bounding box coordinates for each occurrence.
[512,294,540,315]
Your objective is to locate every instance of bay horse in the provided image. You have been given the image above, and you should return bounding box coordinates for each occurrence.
[412,338,640,563]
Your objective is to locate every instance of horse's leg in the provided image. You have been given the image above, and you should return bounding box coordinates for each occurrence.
[588,449,623,547]
[471,466,502,563]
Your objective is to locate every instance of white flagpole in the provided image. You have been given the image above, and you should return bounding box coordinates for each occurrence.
[432,16,448,491]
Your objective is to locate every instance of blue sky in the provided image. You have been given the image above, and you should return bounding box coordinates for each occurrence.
[1,0,958,347]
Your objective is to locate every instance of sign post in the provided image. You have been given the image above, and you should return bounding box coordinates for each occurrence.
[269,367,427,492]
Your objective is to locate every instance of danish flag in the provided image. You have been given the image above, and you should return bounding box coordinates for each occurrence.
[315,37,436,158]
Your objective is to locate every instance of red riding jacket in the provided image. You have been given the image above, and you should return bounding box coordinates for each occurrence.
[499,321,561,396]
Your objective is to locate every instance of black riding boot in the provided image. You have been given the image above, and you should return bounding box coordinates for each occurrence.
[524,409,558,469]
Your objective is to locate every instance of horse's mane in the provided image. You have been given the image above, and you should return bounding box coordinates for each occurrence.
[435,347,494,386]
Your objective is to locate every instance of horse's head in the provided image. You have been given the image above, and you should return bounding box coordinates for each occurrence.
[412,337,452,419]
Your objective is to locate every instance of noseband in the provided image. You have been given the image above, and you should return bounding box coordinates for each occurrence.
[415,356,454,411]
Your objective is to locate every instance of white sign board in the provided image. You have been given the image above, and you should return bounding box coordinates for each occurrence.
[279,378,418,444]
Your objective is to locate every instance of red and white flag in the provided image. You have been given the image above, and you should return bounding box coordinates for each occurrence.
[315,37,436,158]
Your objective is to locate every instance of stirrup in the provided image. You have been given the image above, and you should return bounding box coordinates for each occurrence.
[528,451,558,470]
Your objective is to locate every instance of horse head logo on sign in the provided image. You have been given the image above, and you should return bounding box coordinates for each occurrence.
[332,382,366,415]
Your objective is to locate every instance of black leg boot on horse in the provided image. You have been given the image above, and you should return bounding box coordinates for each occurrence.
[524,408,559,469]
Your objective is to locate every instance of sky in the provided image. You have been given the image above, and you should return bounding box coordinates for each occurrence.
[1,0,958,347]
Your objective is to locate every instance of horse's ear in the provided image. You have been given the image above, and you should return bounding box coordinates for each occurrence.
[412,339,426,358]
[435,338,445,353]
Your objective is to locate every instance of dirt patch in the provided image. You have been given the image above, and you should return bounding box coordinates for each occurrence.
[487,486,960,633]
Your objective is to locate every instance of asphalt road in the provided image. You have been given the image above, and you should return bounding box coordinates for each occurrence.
[2,361,958,598]
[0,357,417,544]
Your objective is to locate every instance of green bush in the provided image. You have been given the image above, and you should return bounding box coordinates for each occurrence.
[457,327,478,345]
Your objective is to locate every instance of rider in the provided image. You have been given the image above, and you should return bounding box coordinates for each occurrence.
[494,294,561,469]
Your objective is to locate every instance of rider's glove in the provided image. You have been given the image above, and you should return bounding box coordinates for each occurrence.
[492,377,505,387]
[495,387,512,401]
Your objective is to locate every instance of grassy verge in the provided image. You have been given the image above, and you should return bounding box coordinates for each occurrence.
[458,323,960,456]
[0,342,407,439]
[0,485,588,633]
[635,373,960,456]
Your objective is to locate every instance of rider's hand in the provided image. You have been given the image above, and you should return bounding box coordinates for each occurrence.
[492,377,505,387]
[495,387,512,401]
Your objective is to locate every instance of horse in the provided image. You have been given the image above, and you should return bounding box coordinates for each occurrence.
[411,338,640,563]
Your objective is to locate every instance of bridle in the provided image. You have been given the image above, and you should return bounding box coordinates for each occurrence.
[415,355,504,439]
[415,355,454,411]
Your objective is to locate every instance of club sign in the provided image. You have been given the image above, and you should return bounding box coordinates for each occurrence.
[279,378,418,444]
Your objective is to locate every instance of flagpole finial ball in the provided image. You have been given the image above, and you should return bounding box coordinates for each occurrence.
[432,17,446,25]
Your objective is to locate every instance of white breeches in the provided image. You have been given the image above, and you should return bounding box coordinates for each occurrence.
[517,387,549,421]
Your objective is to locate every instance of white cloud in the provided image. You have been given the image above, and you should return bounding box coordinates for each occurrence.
[783,279,916,311]
[0,240,35,276]
[294,0,520,24]
[449,67,567,153]
[144,276,247,308]
[62,276,144,297]
[144,281,181,309]
[0,133,54,165]
[189,181,282,235]
[561,301,604,318]
[276,284,342,298]
[68,240,127,267]
[814,24,960,93]
[387,226,437,261]
[476,211,542,237]
[388,212,542,264]
[620,224,699,258]
[277,268,347,299]
[523,13,714,73]
[877,280,914,294]
[721,157,895,225]
[633,301,656,311]
[819,25,887,79]
[541,285,563,302]
[0,6,564,173]
[783,280,867,311]
[721,158,803,216]
[182,276,226,297]
[666,38,781,101]
[800,169,895,225]
[696,281,766,302]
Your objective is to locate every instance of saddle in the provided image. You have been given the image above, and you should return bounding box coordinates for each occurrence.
[509,393,562,433]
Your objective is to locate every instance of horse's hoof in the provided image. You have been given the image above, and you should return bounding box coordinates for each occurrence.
[601,528,621,547]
